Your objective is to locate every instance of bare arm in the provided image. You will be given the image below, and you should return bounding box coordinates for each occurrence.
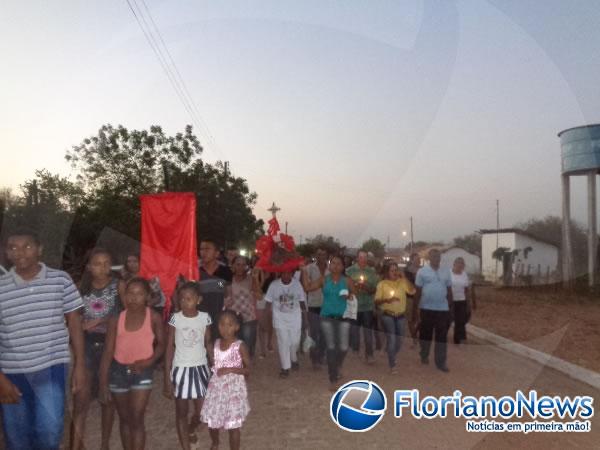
[303,269,325,292]
[413,286,422,319]
[205,326,214,366]
[163,325,175,398]
[150,310,166,364]
[99,316,118,403]
[66,309,85,395]
[117,280,126,308]
[346,277,355,298]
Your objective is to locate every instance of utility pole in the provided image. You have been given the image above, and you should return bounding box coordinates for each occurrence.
[410,216,414,254]
[495,199,500,281]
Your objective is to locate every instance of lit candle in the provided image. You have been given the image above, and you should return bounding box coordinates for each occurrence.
[390,290,395,297]
[359,275,365,283]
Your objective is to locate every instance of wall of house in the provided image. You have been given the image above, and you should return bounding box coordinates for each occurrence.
[481,232,516,281]
[440,248,481,275]
[513,234,559,281]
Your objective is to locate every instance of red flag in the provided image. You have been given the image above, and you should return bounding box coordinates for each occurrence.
[139,192,199,316]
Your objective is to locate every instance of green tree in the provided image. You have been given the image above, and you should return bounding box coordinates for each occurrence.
[2,125,263,271]
[452,233,482,255]
[0,171,83,268]
[361,237,386,259]
[65,124,263,253]
[305,234,343,256]
[295,243,316,258]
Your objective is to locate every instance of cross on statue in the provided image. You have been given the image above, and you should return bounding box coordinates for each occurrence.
[268,202,281,217]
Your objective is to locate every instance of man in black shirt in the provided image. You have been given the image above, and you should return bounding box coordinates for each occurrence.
[198,240,232,335]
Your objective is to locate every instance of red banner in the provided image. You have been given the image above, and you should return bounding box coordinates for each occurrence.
[139,192,198,315]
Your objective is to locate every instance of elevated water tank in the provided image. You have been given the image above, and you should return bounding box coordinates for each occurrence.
[558,124,600,175]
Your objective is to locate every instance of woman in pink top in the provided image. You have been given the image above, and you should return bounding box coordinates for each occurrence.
[100,277,165,450]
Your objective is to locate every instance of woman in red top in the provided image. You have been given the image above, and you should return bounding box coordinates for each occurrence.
[99,277,165,450]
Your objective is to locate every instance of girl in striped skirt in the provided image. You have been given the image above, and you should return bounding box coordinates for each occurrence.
[164,282,212,450]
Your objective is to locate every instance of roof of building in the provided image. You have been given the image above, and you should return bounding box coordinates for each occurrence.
[478,228,558,248]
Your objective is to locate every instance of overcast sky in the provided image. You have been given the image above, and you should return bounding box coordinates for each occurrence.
[2,0,600,247]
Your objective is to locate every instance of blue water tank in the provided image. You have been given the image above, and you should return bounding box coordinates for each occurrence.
[558,124,600,175]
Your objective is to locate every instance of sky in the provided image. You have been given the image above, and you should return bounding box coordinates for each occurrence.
[1,0,600,248]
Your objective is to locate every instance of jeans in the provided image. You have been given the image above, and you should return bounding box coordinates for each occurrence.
[308,307,325,364]
[381,315,406,368]
[320,317,351,383]
[452,301,468,344]
[240,320,258,357]
[419,309,450,369]
[350,310,374,357]
[1,364,67,450]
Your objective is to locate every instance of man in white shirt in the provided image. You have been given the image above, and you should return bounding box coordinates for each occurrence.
[265,271,307,378]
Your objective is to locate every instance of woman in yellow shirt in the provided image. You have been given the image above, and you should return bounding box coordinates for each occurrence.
[375,262,416,374]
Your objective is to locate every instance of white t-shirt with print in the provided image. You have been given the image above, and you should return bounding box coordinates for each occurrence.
[168,311,211,367]
[265,278,306,329]
[451,272,470,301]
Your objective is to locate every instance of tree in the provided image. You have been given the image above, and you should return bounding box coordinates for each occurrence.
[452,233,481,255]
[2,124,263,271]
[361,237,386,259]
[305,234,343,256]
[0,171,84,268]
[295,243,316,258]
[65,124,264,253]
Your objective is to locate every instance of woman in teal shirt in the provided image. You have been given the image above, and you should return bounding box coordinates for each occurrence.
[319,255,355,390]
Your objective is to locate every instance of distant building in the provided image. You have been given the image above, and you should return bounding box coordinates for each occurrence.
[384,248,409,264]
[480,228,559,284]
[440,247,481,275]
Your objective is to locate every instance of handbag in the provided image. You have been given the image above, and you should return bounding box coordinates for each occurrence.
[342,294,358,320]
[302,335,315,353]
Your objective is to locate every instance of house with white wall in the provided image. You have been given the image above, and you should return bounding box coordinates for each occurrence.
[440,247,481,275]
[480,228,559,284]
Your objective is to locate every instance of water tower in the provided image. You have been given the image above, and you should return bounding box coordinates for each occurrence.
[559,124,600,287]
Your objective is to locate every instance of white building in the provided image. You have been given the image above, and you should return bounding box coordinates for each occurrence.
[480,229,559,284]
[440,247,481,275]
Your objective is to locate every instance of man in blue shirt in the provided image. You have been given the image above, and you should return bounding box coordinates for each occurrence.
[414,249,453,372]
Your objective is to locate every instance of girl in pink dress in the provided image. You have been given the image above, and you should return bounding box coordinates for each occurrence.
[201,310,250,450]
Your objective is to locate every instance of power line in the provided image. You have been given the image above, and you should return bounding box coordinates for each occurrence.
[138,0,220,153]
[124,0,221,159]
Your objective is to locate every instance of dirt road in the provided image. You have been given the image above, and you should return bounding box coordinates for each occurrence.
[82,331,600,449]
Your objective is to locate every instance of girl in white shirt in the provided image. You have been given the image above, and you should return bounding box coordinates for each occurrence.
[450,257,475,344]
[164,282,212,450]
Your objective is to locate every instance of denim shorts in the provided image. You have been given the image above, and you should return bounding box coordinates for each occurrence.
[108,360,154,393]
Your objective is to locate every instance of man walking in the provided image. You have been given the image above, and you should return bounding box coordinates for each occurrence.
[414,249,453,372]
[346,250,378,364]
[0,229,85,449]
[198,239,232,335]
[301,247,329,369]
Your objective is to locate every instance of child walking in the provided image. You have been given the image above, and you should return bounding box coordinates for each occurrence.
[201,310,250,450]
[164,282,212,450]
[71,248,124,450]
[99,277,165,450]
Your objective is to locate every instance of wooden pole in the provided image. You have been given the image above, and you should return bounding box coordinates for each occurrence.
[410,216,414,254]
[587,172,597,287]
[562,174,574,288]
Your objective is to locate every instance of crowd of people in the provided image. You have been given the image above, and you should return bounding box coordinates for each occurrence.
[0,229,476,450]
